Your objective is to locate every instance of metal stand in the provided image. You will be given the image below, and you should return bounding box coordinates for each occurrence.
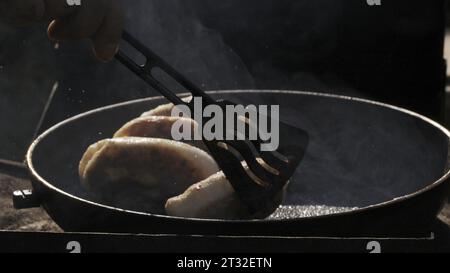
[0,82,59,178]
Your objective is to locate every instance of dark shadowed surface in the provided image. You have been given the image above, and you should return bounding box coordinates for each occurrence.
[0,1,445,162]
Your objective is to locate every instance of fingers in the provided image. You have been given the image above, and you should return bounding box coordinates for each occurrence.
[46,0,123,61]
[47,0,107,40]
[1,0,124,61]
[91,1,123,61]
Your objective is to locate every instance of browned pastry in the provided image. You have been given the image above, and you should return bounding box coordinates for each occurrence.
[166,171,284,220]
[79,137,219,214]
[114,116,207,151]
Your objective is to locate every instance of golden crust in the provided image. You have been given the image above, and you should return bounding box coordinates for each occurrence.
[79,137,219,213]
[113,116,207,151]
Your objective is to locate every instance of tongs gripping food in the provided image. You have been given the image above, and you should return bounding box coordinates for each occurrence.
[115,31,309,214]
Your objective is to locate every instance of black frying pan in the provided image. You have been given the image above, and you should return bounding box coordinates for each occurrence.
[17,90,450,237]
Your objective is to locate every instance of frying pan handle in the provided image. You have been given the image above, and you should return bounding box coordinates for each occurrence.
[13,189,41,209]
[0,159,41,209]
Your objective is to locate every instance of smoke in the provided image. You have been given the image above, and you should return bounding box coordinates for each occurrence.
[222,91,448,209]
[0,0,354,161]
[282,98,448,208]
[0,1,259,160]
[192,0,351,94]
[116,0,360,96]
[119,0,255,92]
[0,23,58,160]
[2,1,444,213]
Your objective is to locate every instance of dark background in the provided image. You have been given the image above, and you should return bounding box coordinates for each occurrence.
[0,0,447,161]
[0,0,448,243]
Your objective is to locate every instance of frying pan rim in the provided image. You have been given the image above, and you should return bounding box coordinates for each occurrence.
[26,89,450,223]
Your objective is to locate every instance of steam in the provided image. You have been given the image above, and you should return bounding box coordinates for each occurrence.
[0,23,58,160]
[120,0,255,92]
[3,1,444,216]
[0,0,358,161]
[31,92,449,220]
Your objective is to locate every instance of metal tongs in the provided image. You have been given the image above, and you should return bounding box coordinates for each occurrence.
[115,31,309,214]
